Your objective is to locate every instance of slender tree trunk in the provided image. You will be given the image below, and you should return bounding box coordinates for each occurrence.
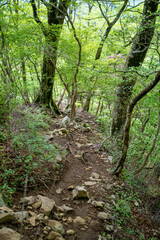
[111,0,159,135]
[57,88,66,107]
[83,93,92,112]
[113,71,160,176]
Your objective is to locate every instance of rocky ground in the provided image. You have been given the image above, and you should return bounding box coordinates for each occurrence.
[0,109,159,240]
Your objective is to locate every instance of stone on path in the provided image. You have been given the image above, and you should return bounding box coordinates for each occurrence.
[73,216,85,226]
[72,186,89,200]
[46,220,65,235]
[46,231,64,240]
[36,195,55,216]
[0,227,22,240]
[97,212,112,220]
[66,229,75,235]
[20,196,35,205]
[84,181,97,186]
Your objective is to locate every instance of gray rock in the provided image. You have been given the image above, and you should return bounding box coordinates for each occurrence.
[56,205,73,213]
[0,227,22,240]
[72,186,89,200]
[105,225,114,232]
[97,212,112,220]
[73,216,85,226]
[14,211,29,222]
[61,116,70,125]
[37,195,55,216]
[46,220,65,235]
[20,196,35,205]
[108,156,113,163]
[0,212,15,223]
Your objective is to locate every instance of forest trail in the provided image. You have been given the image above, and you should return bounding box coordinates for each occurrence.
[2,109,158,240]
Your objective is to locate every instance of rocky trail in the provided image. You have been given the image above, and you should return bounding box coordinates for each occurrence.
[0,110,159,240]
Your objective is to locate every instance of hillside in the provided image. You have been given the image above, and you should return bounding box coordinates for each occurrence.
[0,107,159,240]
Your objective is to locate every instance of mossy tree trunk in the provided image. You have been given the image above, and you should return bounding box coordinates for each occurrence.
[31,0,69,113]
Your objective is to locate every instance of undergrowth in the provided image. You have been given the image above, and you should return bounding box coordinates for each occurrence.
[0,105,66,205]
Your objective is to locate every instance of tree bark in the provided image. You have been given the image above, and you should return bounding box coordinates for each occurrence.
[113,71,160,176]
[31,0,69,113]
[111,0,159,135]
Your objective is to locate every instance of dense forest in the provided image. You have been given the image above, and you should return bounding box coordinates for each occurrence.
[0,0,160,239]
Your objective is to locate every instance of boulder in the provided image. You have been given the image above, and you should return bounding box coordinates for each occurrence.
[37,195,55,216]
[0,212,15,224]
[72,186,89,200]
[0,227,21,240]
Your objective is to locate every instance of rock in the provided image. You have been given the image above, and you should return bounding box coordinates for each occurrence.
[14,211,29,222]
[0,212,15,223]
[37,195,55,216]
[0,194,6,207]
[32,201,42,209]
[108,156,113,163]
[61,116,70,125]
[43,226,51,232]
[46,220,65,235]
[105,225,114,232]
[92,201,105,209]
[98,212,112,220]
[36,213,44,221]
[28,215,37,226]
[0,227,21,240]
[57,205,73,213]
[20,196,35,205]
[66,229,75,235]
[90,220,99,227]
[0,207,13,213]
[46,231,64,240]
[56,188,63,194]
[72,186,89,200]
[67,185,75,190]
[91,172,100,179]
[84,181,97,186]
[73,216,85,226]
[67,217,73,224]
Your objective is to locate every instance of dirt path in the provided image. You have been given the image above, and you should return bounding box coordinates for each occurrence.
[46,110,118,240]
[4,109,158,240]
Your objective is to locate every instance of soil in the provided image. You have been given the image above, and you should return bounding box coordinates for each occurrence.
[2,109,160,240]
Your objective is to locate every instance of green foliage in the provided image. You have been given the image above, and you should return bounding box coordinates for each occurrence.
[0,106,66,205]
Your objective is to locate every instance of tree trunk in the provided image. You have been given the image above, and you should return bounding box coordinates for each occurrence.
[111,0,159,135]
[83,93,92,112]
[113,71,160,176]
[31,0,69,113]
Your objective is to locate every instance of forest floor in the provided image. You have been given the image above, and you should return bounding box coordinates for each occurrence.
[1,108,160,240]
